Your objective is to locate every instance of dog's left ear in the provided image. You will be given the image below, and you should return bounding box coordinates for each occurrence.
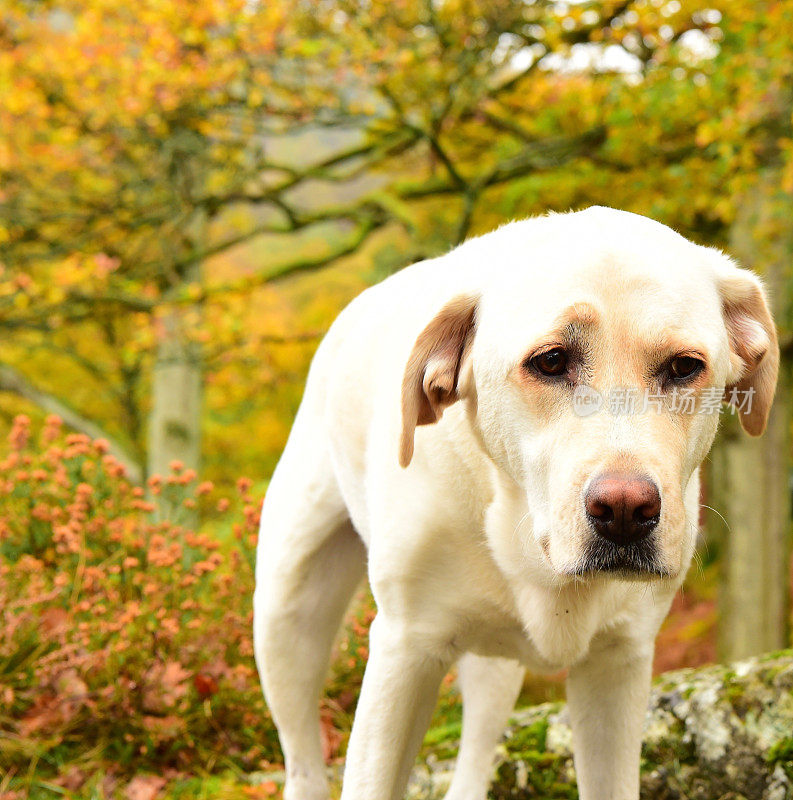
[399,294,479,467]
[718,261,779,436]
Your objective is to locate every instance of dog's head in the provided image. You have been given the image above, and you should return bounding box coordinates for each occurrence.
[400,207,778,582]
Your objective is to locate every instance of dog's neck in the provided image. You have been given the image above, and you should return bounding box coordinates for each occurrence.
[483,470,683,669]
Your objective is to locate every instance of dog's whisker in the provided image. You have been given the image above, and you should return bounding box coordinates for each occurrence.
[512,512,532,541]
[699,503,731,533]
[691,549,705,580]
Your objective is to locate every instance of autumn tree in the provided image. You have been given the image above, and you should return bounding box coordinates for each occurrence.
[0,0,400,482]
[1,0,724,482]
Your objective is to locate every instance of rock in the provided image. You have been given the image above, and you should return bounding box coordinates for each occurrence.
[410,651,793,800]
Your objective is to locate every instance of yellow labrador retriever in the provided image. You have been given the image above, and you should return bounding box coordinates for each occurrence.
[253,207,778,800]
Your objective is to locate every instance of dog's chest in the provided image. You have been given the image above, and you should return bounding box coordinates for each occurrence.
[459,578,644,674]
[453,596,609,674]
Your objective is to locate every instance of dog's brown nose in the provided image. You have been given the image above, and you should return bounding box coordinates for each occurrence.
[585,472,661,544]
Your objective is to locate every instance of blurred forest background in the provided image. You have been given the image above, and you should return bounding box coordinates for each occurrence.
[1,0,792,798]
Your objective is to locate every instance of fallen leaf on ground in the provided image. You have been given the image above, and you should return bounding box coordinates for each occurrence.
[53,767,87,791]
[124,775,166,800]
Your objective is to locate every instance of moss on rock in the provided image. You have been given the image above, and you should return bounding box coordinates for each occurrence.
[408,650,793,800]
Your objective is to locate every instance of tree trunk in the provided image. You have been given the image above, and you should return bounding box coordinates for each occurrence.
[147,309,202,485]
[146,202,205,516]
[707,175,792,661]
[407,651,793,800]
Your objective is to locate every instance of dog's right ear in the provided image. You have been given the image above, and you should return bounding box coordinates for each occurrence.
[399,294,479,468]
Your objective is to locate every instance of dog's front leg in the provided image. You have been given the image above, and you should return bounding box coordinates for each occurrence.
[566,638,653,800]
[340,614,450,800]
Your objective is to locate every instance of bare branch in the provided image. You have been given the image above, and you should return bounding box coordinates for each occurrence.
[395,125,607,198]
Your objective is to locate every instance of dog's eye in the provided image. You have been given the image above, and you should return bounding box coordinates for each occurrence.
[532,348,568,377]
[668,356,704,381]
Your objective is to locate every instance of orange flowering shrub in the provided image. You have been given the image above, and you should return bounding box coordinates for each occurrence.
[0,415,281,774]
[320,591,377,760]
[328,593,376,705]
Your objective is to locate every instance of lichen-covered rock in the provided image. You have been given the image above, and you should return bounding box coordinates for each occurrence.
[410,651,793,800]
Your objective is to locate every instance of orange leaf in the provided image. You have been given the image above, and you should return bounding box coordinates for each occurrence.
[243,782,279,798]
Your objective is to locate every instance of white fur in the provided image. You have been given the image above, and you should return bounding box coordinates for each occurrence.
[253,207,771,800]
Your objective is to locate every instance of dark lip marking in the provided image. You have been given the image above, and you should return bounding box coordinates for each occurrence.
[566,533,669,579]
